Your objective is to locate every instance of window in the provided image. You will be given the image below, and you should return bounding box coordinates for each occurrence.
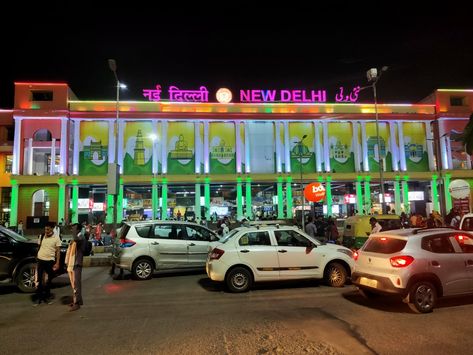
[239,231,271,246]
[33,129,52,142]
[421,235,455,253]
[461,217,473,231]
[364,237,407,254]
[31,91,53,101]
[274,230,311,247]
[4,155,13,173]
[152,224,184,240]
[135,225,152,238]
[185,226,211,242]
[450,96,465,107]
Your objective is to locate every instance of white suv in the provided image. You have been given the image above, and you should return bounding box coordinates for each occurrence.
[206,225,354,292]
[112,221,220,280]
[352,228,473,313]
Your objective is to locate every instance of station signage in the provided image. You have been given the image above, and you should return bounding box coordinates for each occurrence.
[142,85,361,104]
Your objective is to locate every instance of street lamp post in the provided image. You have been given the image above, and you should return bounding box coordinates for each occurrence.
[108,59,126,240]
[295,134,308,231]
[367,67,388,214]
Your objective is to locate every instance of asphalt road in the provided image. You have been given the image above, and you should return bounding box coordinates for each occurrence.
[1,267,473,354]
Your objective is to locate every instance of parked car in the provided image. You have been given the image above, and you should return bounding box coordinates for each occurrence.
[343,214,401,249]
[206,225,355,293]
[352,228,473,313]
[0,226,67,292]
[112,220,220,280]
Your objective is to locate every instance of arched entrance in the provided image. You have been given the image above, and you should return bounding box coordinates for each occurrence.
[32,190,50,216]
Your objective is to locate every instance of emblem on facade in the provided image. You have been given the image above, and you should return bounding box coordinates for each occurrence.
[169,134,193,159]
[211,140,234,159]
[329,140,350,162]
[404,143,424,162]
[133,130,146,165]
[290,142,312,159]
[367,136,386,160]
[83,140,107,161]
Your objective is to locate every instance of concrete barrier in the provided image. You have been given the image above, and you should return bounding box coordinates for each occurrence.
[83,253,111,267]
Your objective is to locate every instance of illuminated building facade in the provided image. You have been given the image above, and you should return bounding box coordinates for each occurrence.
[4,83,473,227]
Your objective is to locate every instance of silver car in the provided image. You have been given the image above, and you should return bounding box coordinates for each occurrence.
[352,228,473,313]
[112,221,220,280]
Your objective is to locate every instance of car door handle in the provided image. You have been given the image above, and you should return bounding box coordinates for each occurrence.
[151,242,159,245]
[188,243,196,246]
[431,260,440,267]
[466,260,473,266]
[278,249,288,253]
[240,249,250,253]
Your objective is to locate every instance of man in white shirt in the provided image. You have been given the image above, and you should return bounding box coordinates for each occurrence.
[35,223,61,305]
[368,217,383,235]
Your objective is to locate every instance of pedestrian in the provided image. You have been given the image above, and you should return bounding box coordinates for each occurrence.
[53,223,61,240]
[94,222,103,246]
[17,220,24,236]
[35,223,61,305]
[304,216,317,238]
[176,210,182,221]
[65,223,85,311]
[221,223,229,236]
[367,217,382,236]
[5,220,9,228]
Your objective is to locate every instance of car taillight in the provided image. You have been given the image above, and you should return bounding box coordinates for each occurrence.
[353,250,359,261]
[390,255,414,268]
[209,248,225,260]
[120,239,136,248]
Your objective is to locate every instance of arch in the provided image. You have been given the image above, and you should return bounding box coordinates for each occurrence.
[32,189,50,216]
[33,129,52,142]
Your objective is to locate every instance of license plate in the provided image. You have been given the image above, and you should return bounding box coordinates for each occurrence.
[360,277,378,288]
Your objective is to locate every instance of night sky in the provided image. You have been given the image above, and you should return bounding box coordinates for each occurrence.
[1,4,472,108]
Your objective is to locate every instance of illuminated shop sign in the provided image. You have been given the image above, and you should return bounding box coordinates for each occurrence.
[142,85,361,103]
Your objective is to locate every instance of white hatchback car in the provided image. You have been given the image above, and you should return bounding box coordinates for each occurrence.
[206,225,355,292]
[352,228,473,313]
[112,220,220,280]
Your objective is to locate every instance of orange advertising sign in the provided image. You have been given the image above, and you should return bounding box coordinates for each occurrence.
[304,182,326,202]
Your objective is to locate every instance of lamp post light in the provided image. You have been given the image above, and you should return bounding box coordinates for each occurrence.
[295,134,308,231]
[108,59,126,240]
[366,66,388,214]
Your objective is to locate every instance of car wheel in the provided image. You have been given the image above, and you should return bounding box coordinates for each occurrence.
[17,262,37,293]
[132,259,154,280]
[226,267,252,293]
[324,262,347,287]
[408,281,437,314]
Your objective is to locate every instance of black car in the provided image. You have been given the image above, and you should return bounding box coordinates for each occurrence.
[0,226,67,292]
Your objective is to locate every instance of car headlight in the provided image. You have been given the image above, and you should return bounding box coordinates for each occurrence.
[337,248,353,258]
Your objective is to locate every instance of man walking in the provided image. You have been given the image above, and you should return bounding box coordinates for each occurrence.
[304,216,317,238]
[65,223,85,311]
[35,223,61,305]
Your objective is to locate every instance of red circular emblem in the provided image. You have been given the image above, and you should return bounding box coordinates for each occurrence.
[304,182,326,202]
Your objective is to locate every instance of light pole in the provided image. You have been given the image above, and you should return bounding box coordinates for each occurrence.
[367,66,388,214]
[295,134,308,231]
[108,59,126,240]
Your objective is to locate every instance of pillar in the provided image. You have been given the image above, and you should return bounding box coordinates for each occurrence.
[394,176,401,216]
[12,118,22,175]
[431,175,439,212]
[204,178,210,220]
[10,179,18,227]
[275,122,282,173]
[73,120,80,174]
[398,122,407,171]
[162,121,168,174]
[245,177,252,219]
[325,176,332,217]
[161,179,168,220]
[194,183,201,220]
[356,176,363,215]
[236,121,243,173]
[244,122,251,173]
[203,122,209,174]
[50,138,56,175]
[323,122,331,172]
[284,121,291,173]
[106,194,113,224]
[152,179,159,220]
[27,138,33,175]
[286,177,293,219]
[236,177,243,221]
[315,122,323,172]
[402,176,410,214]
[57,178,66,223]
[59,118,68,174]
[277,177,284,219]
[444,173,452,212]
[117,179,124,222]
[364,176,371,214]
[72,181,79,223]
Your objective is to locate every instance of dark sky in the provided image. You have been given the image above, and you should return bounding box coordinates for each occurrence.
[1,3,472,108]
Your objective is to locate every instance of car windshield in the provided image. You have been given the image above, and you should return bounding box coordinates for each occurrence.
[219,229,239,243]
[1,228,29,242]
